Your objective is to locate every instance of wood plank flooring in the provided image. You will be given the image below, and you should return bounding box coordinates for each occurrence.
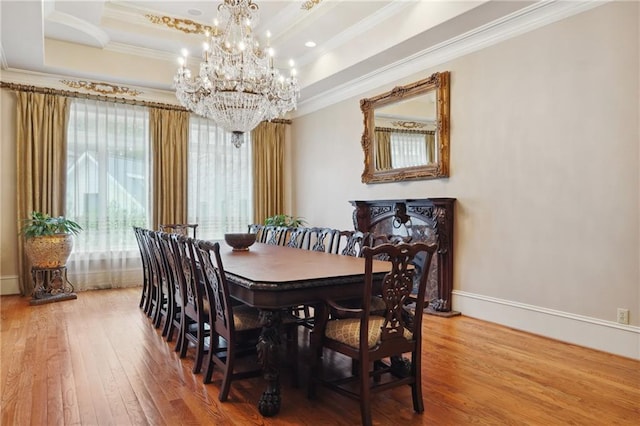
[1,288,638,425]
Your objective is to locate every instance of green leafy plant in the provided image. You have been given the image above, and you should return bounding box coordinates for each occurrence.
[21,211,83,239]
[264,214,307,227]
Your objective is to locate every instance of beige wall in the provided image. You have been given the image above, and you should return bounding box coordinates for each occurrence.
[0,89,19,294]
[291,2,640,353]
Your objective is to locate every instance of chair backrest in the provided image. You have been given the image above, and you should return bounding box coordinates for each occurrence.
[286,227,307,249]
[158,231,183,306]
[248,223,267,243]
[144,230,164,291]
[338,230,372,257]
[263,225,289,246]
[160,223,198,238]
[361,242,437,353]
[370,233,412,261]
[133,227,150,276]
[170,234,204,320]
[193,240,234,341]
[302,227,341,253]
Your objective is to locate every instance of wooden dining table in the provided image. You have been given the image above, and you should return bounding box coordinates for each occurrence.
[217,242,392,417]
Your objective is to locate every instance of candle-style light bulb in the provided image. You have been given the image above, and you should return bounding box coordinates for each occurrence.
[268,47,274,68]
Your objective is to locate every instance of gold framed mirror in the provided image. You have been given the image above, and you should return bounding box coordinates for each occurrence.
[360,71,450,183]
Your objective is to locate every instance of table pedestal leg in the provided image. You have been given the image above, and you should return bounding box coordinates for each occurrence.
[256,309,282,417]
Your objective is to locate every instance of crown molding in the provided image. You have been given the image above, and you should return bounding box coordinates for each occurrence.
[294,0,609,118]
[0,68,178,105]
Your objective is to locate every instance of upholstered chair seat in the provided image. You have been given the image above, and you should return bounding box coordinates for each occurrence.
[325,316,412,349]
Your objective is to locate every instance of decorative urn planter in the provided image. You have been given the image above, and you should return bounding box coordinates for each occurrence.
[24,234,74,268]
[21,211,82,269]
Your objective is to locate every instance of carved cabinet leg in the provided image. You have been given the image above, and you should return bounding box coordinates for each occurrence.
[256,309,282,417]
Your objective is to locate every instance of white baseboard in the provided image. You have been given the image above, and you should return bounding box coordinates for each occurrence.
[452,290,640,360]
[0,275,20,295]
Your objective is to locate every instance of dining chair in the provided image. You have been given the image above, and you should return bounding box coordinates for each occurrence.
[144,230,169,329]
[133,226,151,312]
[171,233,210,374]
[157,232,183,343]
[194,240,300,401]
[308,242,437,426]
[160,223,198,238]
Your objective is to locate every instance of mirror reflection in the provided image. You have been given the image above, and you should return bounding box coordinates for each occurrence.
[373,91,437,171]
[360,71,450,183]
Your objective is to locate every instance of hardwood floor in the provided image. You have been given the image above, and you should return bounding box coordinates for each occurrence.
[1,287,638,425]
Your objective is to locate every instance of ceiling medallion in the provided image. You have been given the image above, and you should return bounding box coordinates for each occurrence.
[390,120,427,129]
[61,80,142,96]
[301,0,323,11]
[174,0,299,148]
[146,14,213,35]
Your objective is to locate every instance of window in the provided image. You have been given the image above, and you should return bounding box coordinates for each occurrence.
[390,132,428,169]
[65,98,150,289]
[188,116,253,240]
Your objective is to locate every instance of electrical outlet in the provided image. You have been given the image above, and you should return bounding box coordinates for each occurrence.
[617,308,630,325]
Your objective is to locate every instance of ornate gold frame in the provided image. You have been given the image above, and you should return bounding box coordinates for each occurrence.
[360,71,450,184]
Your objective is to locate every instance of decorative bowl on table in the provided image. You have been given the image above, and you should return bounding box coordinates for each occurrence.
[224,233,256,251]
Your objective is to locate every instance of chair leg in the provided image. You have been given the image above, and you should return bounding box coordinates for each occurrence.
[192,323,206,374]
[139,277,147,309]
[288,326,299,388]
[152,293,163,329]
[359,358,372,426]
[219,345,235,402]
[307,338,322,399]
[162,301,173,337]
[411,352,424,413]
[143,286,154,317]
[203,337,216,384]
[178,318,188,358]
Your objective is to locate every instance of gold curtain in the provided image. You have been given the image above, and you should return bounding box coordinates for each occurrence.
[149,108,189,230]
[426,132,436,163]
[375,129,392,170]
[251,121,285,224]
[15,92,70,295]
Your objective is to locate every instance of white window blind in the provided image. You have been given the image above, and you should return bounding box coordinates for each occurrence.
[65,98,150,289]
[188,116,253,240]
[390,132,428,169]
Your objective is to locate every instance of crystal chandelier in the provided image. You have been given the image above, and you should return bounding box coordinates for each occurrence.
[174,0,299,148]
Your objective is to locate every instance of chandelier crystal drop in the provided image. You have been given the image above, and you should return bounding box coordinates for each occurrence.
[173,0,300,148]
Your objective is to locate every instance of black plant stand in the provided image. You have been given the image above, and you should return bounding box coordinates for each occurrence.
[30,266,77,305]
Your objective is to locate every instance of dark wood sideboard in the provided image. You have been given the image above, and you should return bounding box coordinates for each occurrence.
[350,198,459,317]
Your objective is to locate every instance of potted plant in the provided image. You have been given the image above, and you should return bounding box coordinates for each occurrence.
[264,214,306,227]
[21,211,83,268]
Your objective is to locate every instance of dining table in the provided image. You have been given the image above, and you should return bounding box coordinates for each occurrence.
[217,242,393,417]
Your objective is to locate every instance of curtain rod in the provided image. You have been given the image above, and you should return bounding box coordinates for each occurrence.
[375,126,435,135]
[0,81,292,124]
